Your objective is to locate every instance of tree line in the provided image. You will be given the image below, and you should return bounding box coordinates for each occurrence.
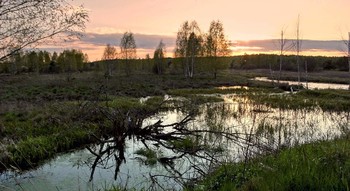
[0,16,348,76]
[0,49,88,74]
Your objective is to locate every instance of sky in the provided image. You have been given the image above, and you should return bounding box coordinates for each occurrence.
[56,0,350,61]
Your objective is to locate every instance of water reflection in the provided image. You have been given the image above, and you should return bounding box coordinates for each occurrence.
[1,95,349,190]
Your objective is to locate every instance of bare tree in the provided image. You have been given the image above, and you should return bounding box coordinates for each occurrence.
[339,30,350,90]
[101,44,117,76]
[278,30,287,84]
[295,15,302,86]
[205,20,231,79]
[0,0,88,64]
[175,21,203,78]
[344,32,350,90]
[120,32,137,76]
[348,32,350,90]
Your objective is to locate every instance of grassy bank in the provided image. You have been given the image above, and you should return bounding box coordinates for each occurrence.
[0,96,164,172]
[188,137,350,191]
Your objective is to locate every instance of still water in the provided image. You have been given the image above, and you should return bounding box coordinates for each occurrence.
[254,77,349,90]
[1,94,349,190]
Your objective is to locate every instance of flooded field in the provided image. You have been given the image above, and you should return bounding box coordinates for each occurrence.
[1,93,349,190]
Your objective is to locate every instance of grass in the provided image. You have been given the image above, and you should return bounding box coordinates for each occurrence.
[0,95,164,171]
[189,137,350,191]
[0,103,98,170]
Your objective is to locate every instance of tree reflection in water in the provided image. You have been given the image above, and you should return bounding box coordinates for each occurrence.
[82,95,349,190]
[83,100,270,190]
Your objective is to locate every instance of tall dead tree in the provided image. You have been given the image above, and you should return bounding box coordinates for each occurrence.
[346,32,350,90]
[296,15,302,86]
[278,29,287,84]
[340,31,350,90]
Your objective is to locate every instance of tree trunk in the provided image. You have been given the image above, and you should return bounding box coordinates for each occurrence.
[348,32,350,90]
[190,55,194,78]
[278,30,284,84]
[305,61,308,89]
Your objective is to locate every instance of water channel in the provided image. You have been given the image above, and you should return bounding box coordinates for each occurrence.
[0,92,349,190]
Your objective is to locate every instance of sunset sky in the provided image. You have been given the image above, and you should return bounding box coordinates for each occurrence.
[58,0,350,61]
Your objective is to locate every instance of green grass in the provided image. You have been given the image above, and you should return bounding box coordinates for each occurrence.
[0,96,164,171]
[189,138,350,191]
[7,129,91,168]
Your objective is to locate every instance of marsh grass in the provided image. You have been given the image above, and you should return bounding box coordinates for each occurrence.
[0,95,166,171]
[189,138,350,191]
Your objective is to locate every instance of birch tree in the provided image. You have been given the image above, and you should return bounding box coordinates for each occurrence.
[102,44,117,76]
[153,40,166,75]
[120,32,137,76]
[175,21,203,78]
[205,20,231,78]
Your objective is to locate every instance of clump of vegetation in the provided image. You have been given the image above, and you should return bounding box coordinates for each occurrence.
[134,148,158,166]
[170,137,200,152]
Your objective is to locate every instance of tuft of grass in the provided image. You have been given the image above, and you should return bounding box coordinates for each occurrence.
[170,137,201,153]
[134,148,158,166]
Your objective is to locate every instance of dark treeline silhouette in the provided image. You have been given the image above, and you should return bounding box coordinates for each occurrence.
[0,49,89,74]
[88,54,350,75]
[231,54,349,72]
[1,52,348,75]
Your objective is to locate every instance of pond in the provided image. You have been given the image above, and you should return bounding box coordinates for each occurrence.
[1,94,349,190]
[254,77,350,90]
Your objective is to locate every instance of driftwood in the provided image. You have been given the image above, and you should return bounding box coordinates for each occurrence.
[82,100,275,190]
